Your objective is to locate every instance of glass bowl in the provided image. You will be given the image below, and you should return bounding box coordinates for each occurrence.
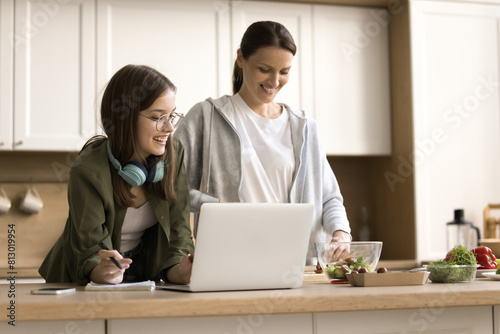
[427,264,479,283]
[314,241,383,283]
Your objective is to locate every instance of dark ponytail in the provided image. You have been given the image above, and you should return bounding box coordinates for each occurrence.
[232,60,244,95]
[232,21,297,94]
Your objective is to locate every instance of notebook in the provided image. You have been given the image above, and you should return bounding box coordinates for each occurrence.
[85,280,155,291]
[157,203,313,292]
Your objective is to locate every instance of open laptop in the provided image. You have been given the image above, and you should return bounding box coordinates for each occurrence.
[158,203,313,292]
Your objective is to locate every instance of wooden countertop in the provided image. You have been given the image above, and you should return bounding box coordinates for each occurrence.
[2,274,500,322]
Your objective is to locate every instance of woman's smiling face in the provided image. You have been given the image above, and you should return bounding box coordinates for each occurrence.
[237,46,294,106]
[134,89,176,162]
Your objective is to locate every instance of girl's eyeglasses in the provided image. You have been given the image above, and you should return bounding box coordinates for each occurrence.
[139,112,184,131]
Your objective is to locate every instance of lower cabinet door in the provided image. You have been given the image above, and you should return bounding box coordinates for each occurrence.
[495,305,500,334]
[108,313,313,334]
[315,306,492,334]
[0,320,105,333]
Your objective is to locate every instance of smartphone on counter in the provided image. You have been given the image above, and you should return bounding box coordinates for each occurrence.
[31,287,76,295]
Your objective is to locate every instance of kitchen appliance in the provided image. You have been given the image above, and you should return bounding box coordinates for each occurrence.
[446,209,480,250]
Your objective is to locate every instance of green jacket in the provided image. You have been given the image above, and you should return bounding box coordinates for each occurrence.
[39,139,194,285]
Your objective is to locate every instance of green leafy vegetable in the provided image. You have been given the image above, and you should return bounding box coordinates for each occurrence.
[427,245,478,283]
[441,245,477,265]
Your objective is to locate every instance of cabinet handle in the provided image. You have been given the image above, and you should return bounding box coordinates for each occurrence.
[0,142,4,146]
[14,140,23,146]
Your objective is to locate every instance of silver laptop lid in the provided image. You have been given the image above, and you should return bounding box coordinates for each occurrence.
[188,203,313,292]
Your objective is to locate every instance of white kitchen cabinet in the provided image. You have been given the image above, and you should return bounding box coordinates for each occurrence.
[495,305,499,334]
[13,0,96,151]
[313,5,391,155]
[96,0,230,116]
[4,0,392,155]
[0,0,13,150]
[108,313,313,334]
[315,306,493,334]
[231,1,314,116]
[409,0,500,262]
[0,320,105,333]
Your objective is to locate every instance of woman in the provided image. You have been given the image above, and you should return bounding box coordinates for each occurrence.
[39,65,194,284]
[175,21,351,265]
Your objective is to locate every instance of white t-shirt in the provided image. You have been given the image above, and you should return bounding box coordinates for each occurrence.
[230,94,295,203]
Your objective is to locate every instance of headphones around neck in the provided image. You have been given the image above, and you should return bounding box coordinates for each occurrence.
[106,141,164,187]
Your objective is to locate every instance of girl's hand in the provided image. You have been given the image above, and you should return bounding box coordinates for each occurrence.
[166,254,194,284]
[89,249,132,284]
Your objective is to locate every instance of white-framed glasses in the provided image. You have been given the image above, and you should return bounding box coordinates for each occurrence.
[139,112,184,130]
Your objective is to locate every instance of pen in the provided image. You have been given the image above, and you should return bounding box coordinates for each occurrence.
[98,242,122,269]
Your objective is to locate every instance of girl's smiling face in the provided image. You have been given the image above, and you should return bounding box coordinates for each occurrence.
[134,89,176,162]
[237,46,294,106]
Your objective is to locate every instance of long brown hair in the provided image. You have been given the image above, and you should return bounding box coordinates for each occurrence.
[84,65,177,207]
[233,21,297,94]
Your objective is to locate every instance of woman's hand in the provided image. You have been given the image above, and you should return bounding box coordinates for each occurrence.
[166,254,194,284]
[331,230,351,243]
[89,249,132,284]
[330,230,352,260]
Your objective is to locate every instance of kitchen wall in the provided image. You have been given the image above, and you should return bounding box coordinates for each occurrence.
[0,152,71,276]
[328,157,377,241]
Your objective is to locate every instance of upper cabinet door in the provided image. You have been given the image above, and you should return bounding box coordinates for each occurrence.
[231,1,314,116]
[14,0,96,151]
[313,5,391,155]
[0,0,13,151]
[97,0,230,115]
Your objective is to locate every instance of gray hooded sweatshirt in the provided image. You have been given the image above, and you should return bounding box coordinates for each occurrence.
[175,95,350,262]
